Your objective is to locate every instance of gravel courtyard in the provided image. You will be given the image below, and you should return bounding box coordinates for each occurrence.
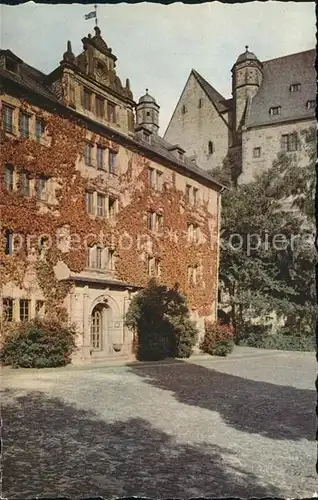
[2,347,317,499]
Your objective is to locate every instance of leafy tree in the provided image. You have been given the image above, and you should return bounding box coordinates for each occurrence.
[125,279,198,361]
[218,127,316,342]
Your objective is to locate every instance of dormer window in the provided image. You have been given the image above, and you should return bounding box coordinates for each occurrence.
[269,106,281,116]
[290,83,301,92]
[5,57,19,73]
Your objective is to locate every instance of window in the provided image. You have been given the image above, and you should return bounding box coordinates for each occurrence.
[3,298,13,322]
[147,211,154,230]
[187,224,199,243]
[91,307,102,349]
[84,143,93,166]
[147,256,160,277]
[5,230,14,255]
[193,187,199,204]
[88,246,103,269]
[96,247,102,269]
[36,176,48,201]
[107,102,116,123]
[306,100,316,110]
[154,258,161,277]
[96,193,105,217]
[109,151,117,175]
[187,265,198,285]
[185,184,191,201]
[4,164,13,191]
[6,58,19,73]
[19,112,30,138]
[148,167,154,188]
[198,98,203,108]
[19,170,30,196]
[95,96,105,118]
[156,170,163,191]
[2,105,13,133]
[107,248,115,271]
[208,141,214,155]
[86,191,94,214]
[108,197,117,220]
[35,119,45,141]
[193,225,199,244]
[146,111,151,117]
[269,106,281,116]
[281,133,298,153]
[35,300,45,318]
[253,147,261,158]
[181,104,187,114]
[290,83,301,92]
[155,213,163,232]
[96,145,105,170]
[83,88,92,110]
[19,299,30,321]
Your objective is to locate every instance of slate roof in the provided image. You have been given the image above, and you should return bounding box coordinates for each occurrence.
[0,49,224,191]
[192,69,229,114]
[246,49,316,127]
[0,50,59,103]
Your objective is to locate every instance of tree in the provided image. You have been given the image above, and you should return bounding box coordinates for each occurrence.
[219,127,316,342]
[125,279,198,361]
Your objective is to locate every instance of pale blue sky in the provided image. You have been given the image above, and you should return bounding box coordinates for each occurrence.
[1,1,315,132]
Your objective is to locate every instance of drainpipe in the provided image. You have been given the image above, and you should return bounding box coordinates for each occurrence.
[214,187,226,321]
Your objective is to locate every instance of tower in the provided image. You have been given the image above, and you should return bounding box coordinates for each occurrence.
[136,89,160,134]
[231,46,263,134]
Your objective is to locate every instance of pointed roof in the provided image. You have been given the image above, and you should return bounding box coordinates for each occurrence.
[191,69,229,113]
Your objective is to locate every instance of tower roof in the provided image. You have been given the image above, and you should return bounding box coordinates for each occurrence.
[236,45,258,64]
[138,89,157,105]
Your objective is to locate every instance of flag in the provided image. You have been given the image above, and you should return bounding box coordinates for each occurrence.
[84,10,96,20]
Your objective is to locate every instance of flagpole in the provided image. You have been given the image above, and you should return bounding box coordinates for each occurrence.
[95,4,98,26]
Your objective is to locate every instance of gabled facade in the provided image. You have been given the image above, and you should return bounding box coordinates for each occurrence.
[0,27,224,363]
[164,48,316,184]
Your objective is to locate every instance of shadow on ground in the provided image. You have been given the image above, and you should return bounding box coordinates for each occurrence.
[2,388,280,499]
[127,358,315,441]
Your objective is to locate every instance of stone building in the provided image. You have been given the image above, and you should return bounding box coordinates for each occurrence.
[164,47,316,184]
[0,27,223,363]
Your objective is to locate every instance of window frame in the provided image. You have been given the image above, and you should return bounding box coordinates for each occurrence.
[2,104,14,133]
[36,176,48,201]
[269,106,281,116]
[290,83,301,92]
[19,299,30,322]
[19,170,31,196]
[253,147,261,158]
[19,111,30,138]
[83,88,92,111]
[84,142,93,166]
[96,193,106,217]
[3,298,14,322]
[107,101,116,123]
[95,96,105,118]
[109,151,117,175]
[86,191,94,215]
[4,164,14,191]
[96,145,105,170]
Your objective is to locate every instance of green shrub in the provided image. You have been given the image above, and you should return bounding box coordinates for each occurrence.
[240,330,315,352]
[0,318,77,368]
[200,320,235,356]
[126,279,199,361]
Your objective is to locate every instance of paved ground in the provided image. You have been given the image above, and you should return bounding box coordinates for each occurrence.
[2,347,317,499]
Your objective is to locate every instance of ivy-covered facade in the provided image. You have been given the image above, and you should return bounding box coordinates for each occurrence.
[0,27,223,363]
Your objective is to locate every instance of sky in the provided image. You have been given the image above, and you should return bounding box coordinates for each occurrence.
[1,1,315,133]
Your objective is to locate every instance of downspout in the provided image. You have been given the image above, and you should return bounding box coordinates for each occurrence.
[214,187,226,321]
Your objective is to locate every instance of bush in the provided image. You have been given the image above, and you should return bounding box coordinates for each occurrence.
[200,320,235,356]
[126,279,199,361]
[0,318,77,368]
[240,329,315,352]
